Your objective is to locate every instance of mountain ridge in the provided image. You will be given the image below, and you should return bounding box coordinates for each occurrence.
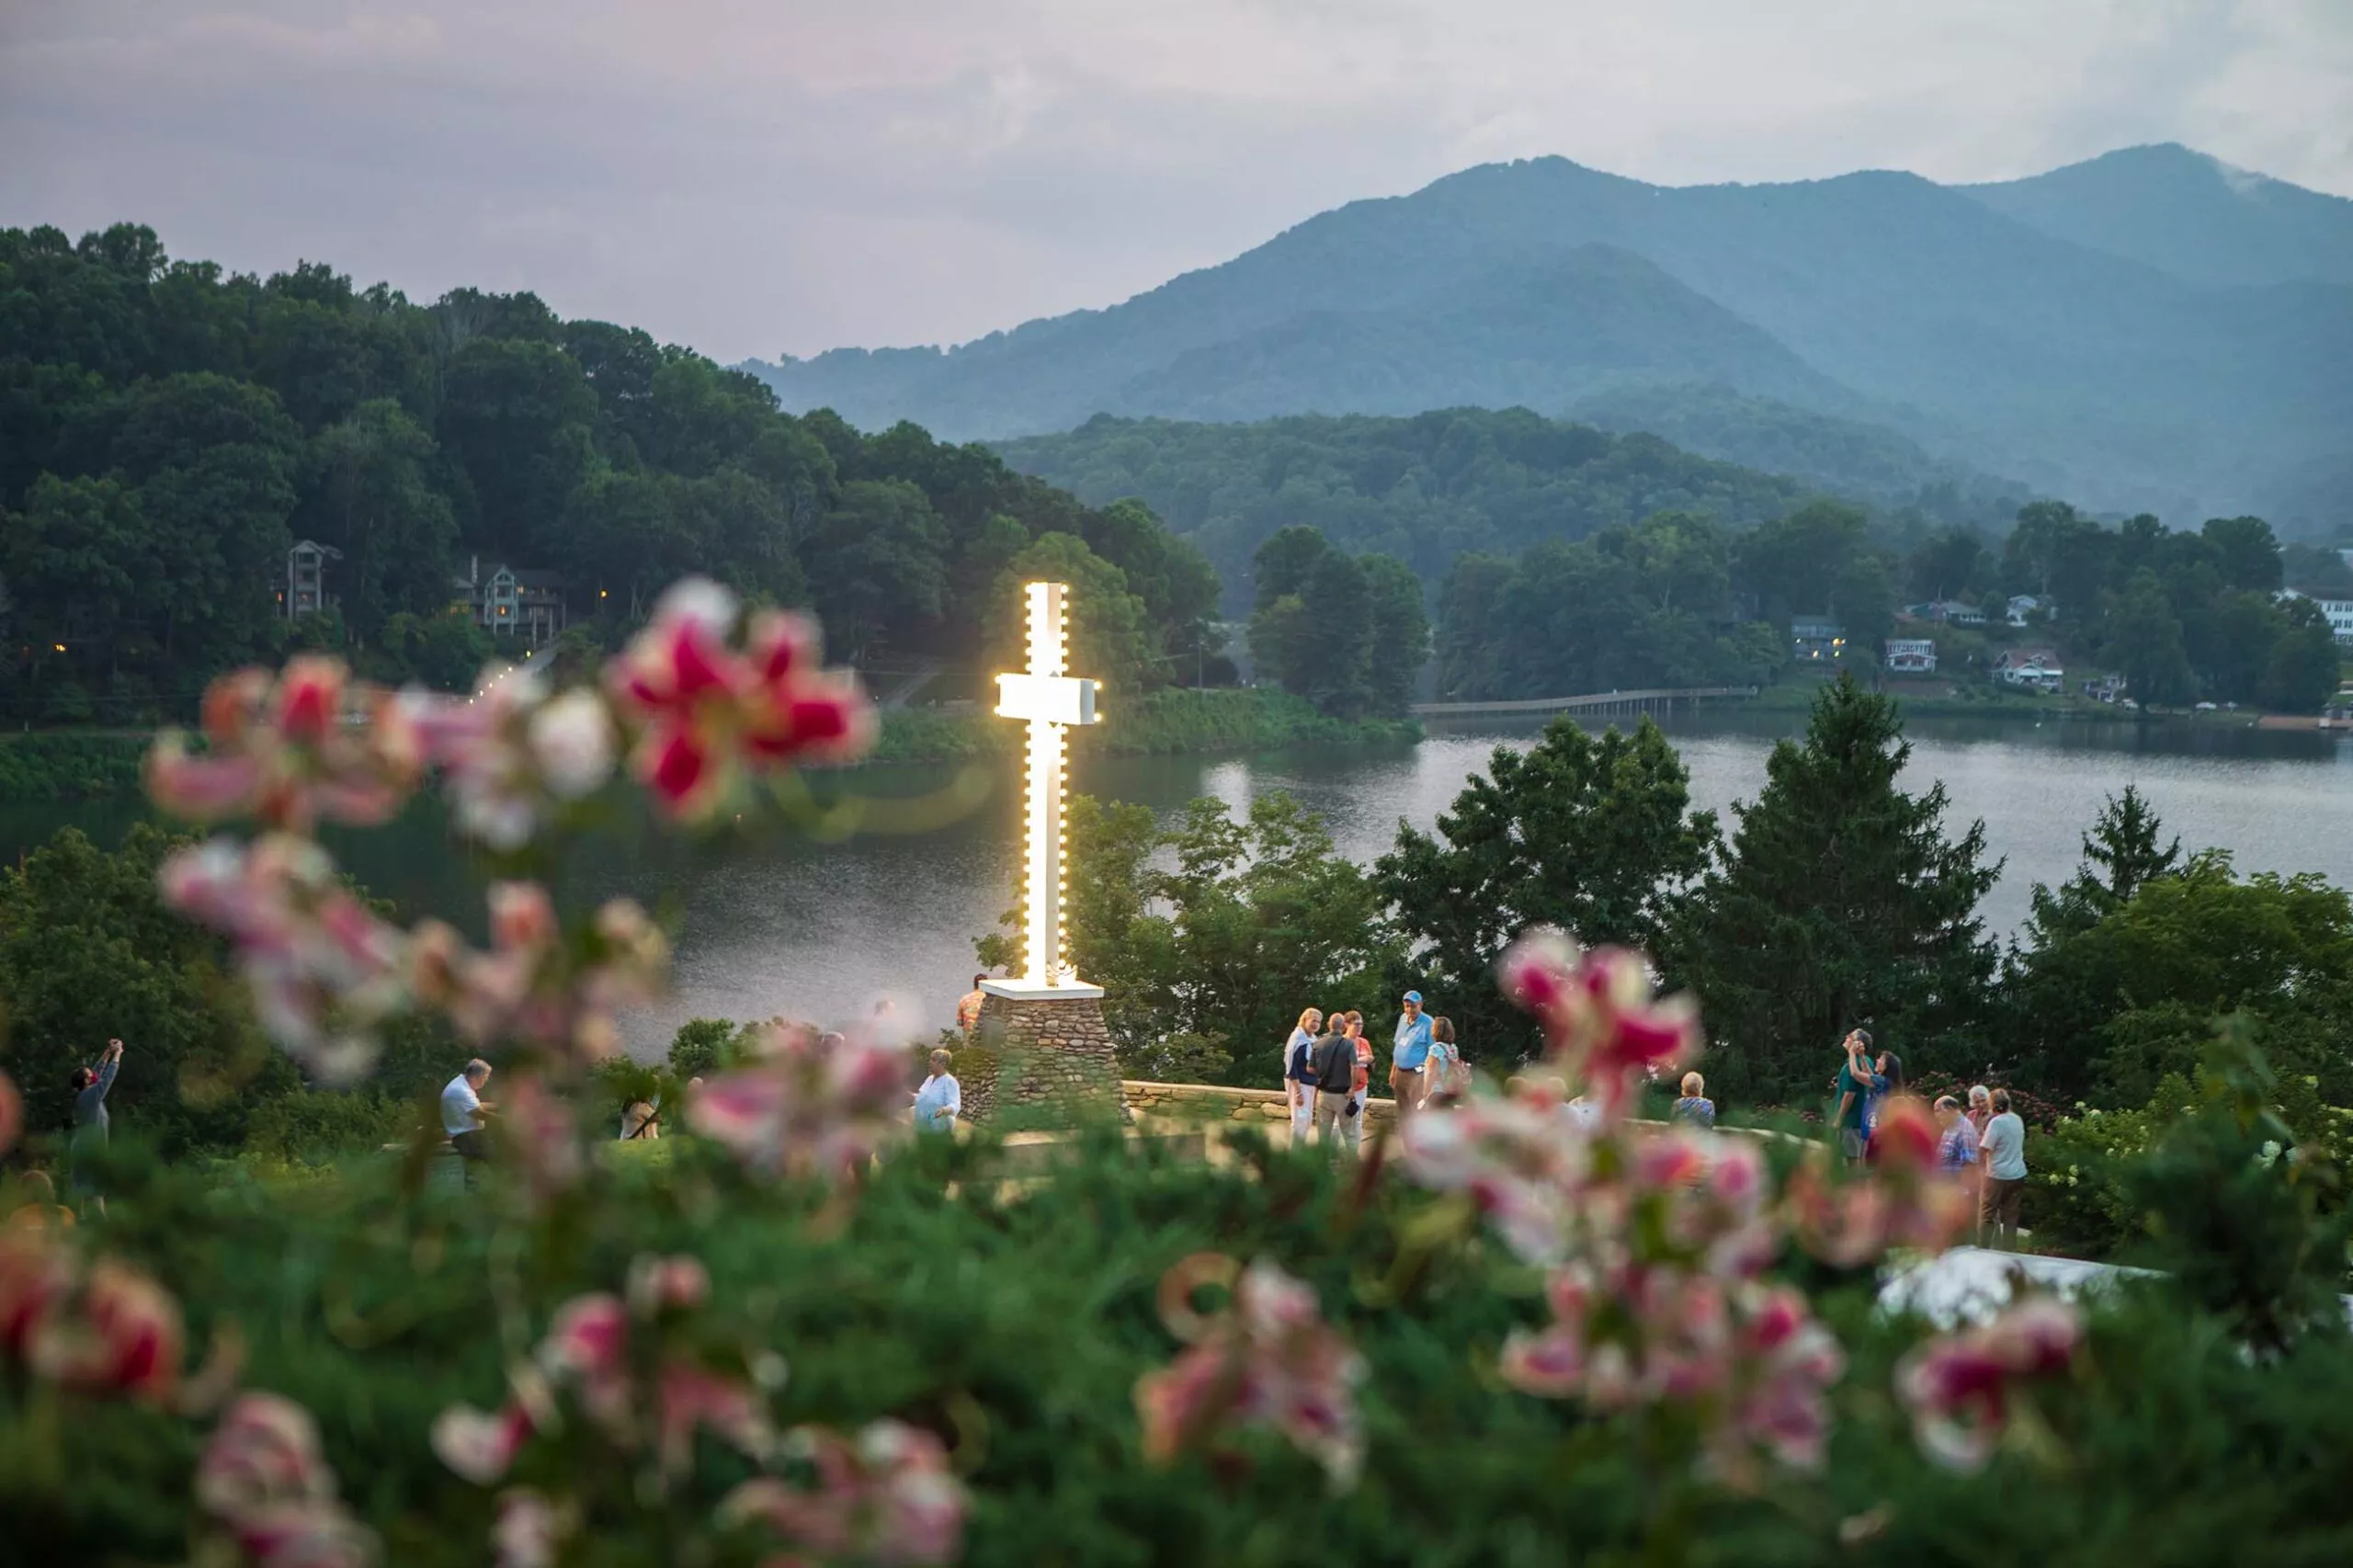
[745,145,2352,530]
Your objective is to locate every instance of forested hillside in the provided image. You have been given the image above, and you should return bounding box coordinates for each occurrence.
[1563,382,2029,520]
[0,224,1219,726]
[748,146,2352,530]
[1433,497,2342,713]
[993,407,1814,601]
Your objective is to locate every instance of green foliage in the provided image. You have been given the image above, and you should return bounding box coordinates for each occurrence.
[239,1087,415,1165]
[981,792,1404,1085]
[0,223,1222,726]
[996,409,1814,605]
[0,733,147,802]
[666,1017,738,1079]
[2006,846,2353,1108]
[1436,508,1790,701]
[1678,674,2000,1101]
[0,824,297,1155]
[1242,526,1427,718]
[1377,717,1716,1062]
[16,1109,2353,1562]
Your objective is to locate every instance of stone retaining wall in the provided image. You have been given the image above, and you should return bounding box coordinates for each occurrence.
[1120,1080,1398,1129]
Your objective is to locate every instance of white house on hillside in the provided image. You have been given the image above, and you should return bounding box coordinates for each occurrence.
[1884,638,1938,674]
[1993,648,2063,693]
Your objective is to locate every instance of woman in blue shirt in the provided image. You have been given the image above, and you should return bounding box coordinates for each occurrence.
[913,1049,961,1134]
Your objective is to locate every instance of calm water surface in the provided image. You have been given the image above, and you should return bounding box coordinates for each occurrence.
[7,713,2347,1054]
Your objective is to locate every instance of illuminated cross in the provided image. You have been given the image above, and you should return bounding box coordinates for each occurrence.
[991,581,1103,994]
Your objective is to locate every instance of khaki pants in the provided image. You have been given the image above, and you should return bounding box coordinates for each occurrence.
[1391,1067,1423,1131]
[1982,1176,2026,1248]
[1314,1089,1353,1156]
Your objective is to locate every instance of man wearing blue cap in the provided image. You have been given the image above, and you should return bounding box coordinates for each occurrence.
[1390,990,1433,1129]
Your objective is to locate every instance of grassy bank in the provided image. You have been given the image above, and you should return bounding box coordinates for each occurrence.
[870,686,1420,764]
[0,730,147,802]
[0,690,1419,802]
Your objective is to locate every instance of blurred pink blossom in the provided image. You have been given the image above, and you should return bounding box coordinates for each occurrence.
[1497,931,1699,1117]
[147,658,420,833]
[722,1420,965,1567]
[606,579,873,820]
[687,1023,908,1181]
[399,665,615,851]
[196,1392,377,1567]
[1134,1253,1366,1488]
[1896,1296,2083,1471]
[160,835,410,1083]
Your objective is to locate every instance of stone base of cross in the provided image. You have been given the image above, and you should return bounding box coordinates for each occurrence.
[988,580,1103,1000]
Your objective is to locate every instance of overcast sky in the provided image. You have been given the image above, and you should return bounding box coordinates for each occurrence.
[4,1,2348,363]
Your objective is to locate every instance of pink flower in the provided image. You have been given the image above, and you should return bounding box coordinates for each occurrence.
[34,1257,185,1404]
[1134,1254,1366,1488]
[408,888,666,1063]
[399,667,616,851]
[496,1075,587,1206]
[540,1292,632,1435]
[1398,1083,1590,1265]
[147,659,420,833]
[722,1420,965,1567]
[628,1255,710,1318]
[688,1023,908,1181]
[1785,1146,1974,1267]
[159,835,410,1083]
[655,1360,773,1476]
[1497,932,1700,1119]
[1895,1297,2082,1471]
[607,580,874,821]
[430,1402,537,1486]
[492,1489,567,1568]
[196,1392,377,1566]
[1870,1096,1942,1176]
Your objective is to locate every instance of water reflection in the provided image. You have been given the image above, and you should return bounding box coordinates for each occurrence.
[4,711,2344,1056]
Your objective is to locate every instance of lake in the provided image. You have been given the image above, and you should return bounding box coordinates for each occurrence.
[6,711,2347,1055]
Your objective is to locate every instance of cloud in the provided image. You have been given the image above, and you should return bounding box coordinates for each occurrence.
[2,0,2347,362]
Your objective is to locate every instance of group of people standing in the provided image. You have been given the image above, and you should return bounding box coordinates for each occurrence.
[1283,991,1466,1156]
[1830,1028,2032,1249]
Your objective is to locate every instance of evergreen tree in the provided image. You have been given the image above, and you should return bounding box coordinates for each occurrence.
[1677,673,1999,1101]
[2024,784,2183,945]
[1377,717,1716,1062]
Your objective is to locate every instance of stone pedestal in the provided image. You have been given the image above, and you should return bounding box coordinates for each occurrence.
[968,981,1129,1126]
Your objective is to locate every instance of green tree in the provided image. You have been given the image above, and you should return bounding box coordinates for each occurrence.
[0,824,297,1155]
[2107,567,2197,710]
[1376,717,1717,1062]
[1678,674,2000,1102]
[2263,597,2343,713]
[1906,526,1989,602]
[983,532,1156,694]
[435,336,597,556]
[2200,515,2284,595]
[981,792,1399,1085]
[800,478,949,666]
[1358,553,1429,715]
[2024,784,2183,947]
[2008,851,2353,1107]
[303,399,460,642]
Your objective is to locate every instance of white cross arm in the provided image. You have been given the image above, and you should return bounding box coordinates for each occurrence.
[995,672,1099,726]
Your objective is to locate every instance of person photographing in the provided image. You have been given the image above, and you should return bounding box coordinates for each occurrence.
[70,1038,124,1203]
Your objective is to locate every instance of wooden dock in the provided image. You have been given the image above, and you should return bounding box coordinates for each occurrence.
[1412,686,1760,720]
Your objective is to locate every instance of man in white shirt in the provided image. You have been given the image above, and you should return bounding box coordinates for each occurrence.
[442,1059,495,1180]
